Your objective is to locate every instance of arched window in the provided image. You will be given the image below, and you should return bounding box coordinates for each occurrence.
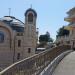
[28,48,31,53]
[0,32,4,43]
[18,40,21,47]
[28,13,33,23]
[17,53,20,60]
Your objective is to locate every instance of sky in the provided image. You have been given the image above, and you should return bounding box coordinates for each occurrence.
[0,0,75,40]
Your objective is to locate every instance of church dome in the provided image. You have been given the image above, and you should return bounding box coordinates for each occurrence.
[0,16,24,32]
[25,8,37,17]
[0,16,24,26]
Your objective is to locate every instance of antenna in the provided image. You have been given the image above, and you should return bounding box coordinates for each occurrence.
[9,8,11,16]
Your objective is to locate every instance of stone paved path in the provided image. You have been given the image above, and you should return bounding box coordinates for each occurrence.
[53,51,75,75]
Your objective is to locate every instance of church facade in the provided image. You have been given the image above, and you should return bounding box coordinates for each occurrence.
[0,8,38,69]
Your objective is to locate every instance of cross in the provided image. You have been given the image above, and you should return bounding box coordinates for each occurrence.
[9,8,11,16]
[31,4,32,8]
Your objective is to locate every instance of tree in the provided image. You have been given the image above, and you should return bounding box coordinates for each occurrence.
[56,26,69,38]
[39,32,53,43]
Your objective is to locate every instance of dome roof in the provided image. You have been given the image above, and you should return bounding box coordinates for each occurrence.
[25,8,37,17]
[0,16,24,32]
[0,16,24,26]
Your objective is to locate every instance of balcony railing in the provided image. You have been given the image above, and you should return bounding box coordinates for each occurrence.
[0,45,71,75]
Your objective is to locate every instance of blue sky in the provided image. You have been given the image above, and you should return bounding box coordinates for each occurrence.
[0,0,75,40]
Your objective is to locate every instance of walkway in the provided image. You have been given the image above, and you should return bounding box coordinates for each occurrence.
[53,51,75,75]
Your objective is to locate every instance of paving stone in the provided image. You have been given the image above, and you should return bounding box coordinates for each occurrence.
[53,51,75,75]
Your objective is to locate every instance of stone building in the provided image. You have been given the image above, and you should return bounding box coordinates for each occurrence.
[0,8,38,69]
[56,7,75,49]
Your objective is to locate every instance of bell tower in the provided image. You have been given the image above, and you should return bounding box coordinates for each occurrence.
[24,8,37,58]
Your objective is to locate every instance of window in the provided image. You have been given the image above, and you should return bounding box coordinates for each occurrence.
[28,48,31,53]
[72,30,73,35]
[73,42,74,47]
[66,41,70,44]
[28,13,33,23]
[18,40,21,47]
[17,33,23,36]
[0,32,4,43]
[17,53,20,60]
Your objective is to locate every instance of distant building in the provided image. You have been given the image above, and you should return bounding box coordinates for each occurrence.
[56,7,75,49]
[0,8,38,69]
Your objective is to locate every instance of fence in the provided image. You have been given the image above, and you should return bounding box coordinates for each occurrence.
[0,45,71,75]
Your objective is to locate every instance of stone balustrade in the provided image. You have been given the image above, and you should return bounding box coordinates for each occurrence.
[0,45,71,75]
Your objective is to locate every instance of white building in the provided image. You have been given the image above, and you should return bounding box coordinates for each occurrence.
[56,7,75,49]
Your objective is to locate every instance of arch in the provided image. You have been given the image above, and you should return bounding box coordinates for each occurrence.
[28,13,33,23]
[0,31,4,43]
[0,21,14,48]
[25,8,37,17]
[0,21,13,37]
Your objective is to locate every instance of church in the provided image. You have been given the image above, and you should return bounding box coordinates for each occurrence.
[0,8,38,69]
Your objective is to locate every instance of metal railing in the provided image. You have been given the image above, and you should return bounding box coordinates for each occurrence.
[0,45,71,75]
